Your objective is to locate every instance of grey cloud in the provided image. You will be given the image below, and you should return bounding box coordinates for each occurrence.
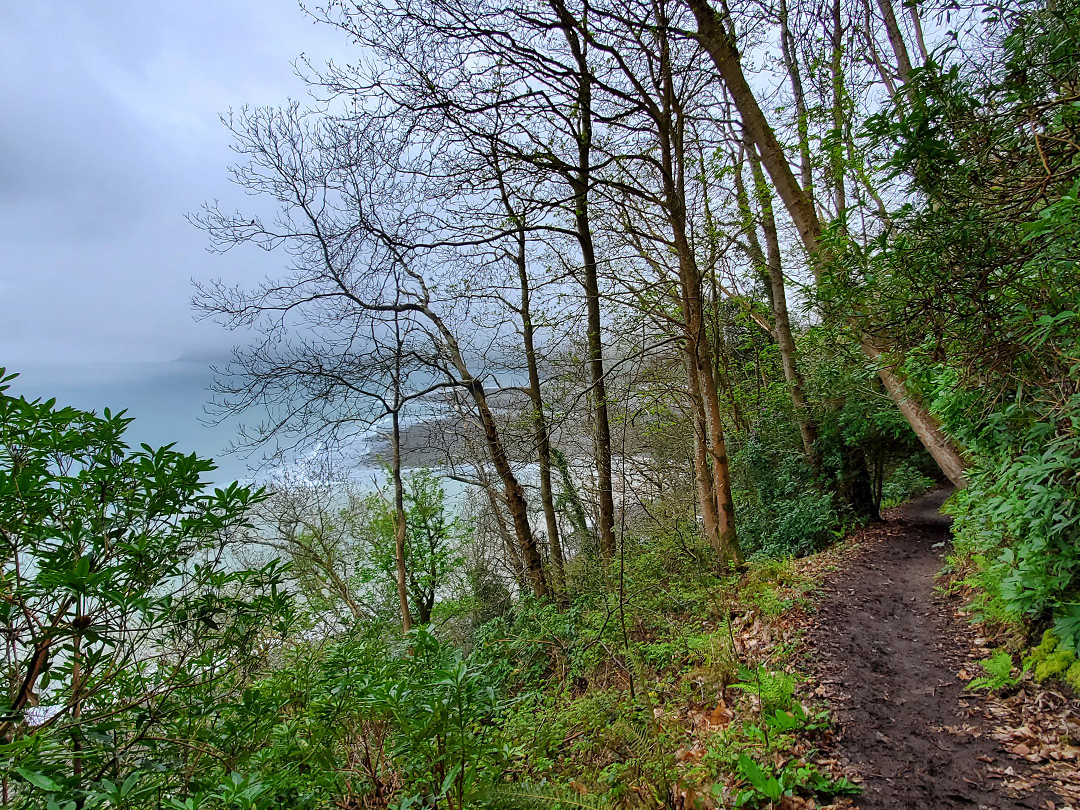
[0,0,355,364]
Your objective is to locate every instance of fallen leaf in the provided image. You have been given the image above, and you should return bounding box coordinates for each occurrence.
[708,704,734,727]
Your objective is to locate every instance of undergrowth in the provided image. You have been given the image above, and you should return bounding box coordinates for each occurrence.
[467,535,864,809]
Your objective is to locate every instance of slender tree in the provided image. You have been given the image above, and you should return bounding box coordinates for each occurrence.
[684,0,969,487]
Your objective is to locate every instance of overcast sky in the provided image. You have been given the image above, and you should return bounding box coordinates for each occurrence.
[1,1,353,365]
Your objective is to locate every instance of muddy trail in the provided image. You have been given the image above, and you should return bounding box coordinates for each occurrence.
[803,488,1053,810]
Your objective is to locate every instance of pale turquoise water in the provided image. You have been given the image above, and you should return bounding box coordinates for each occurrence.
[5,362,472,503]
[5,361,253,485]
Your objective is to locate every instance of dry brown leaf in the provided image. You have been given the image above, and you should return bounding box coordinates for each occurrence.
[708,703,734,727]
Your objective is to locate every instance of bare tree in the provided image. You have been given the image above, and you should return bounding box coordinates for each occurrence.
[306,0,625,562]
[194,106,551,599]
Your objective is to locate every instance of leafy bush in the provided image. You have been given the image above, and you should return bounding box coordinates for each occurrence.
[228,627,510,809]
[946,413,1080,648]
[880,462,936,509]
[0,370,294,808]
[735,482,837,559]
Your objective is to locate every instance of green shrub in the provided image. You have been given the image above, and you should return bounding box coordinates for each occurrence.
[946,418,1080,650]
[737,489,837,559]
[880,462,936,509]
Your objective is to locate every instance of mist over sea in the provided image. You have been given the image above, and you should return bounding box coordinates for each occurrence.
[7,360,497,504]
[8,360,265,486]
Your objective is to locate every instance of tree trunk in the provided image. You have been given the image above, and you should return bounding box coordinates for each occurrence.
[840,441,880,522]
[550,1,618,562]
[425,308,550,598]
[687,0,969,487]
[862,341,968,488]
[830,0,848,220]
[685,353,723,552]
[746,146,821,470]
[470,379,549,598]
[779,0,814,208]
[686,0,822,254]
[908,1,930,64]
[491,135,567,599]
[391,407,414,632]
[578,193,618,563]
[696,334,742,564]
[516,226,567,600]
[653,11,742,565]
[876,0,914,84]
[863,0,899,99]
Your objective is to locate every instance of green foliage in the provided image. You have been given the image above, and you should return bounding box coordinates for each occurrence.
[945,415,1080,646]
[215,626,510,808]
[485,783,613,810]
[730,667,795,715]
[258,466,467,630]
[734,438,837,558]
[733,754,860,808]
[849,0,1080,650]
[966,652,1021,692]
[880,463,935,509]
[736,558,805,620]
[761,703,828,735]
[0,369,295,808]
[368,468,467,625]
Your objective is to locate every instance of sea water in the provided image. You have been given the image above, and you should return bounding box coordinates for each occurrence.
[7,361,255,486]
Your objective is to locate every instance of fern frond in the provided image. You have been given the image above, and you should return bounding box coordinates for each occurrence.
[482,782,614,810]
[965,651,1019,691]
[632,719,655,751]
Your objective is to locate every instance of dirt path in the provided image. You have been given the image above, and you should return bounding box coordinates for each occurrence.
[803,488,1049,810]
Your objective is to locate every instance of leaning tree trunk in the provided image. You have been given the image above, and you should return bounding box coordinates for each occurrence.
[862,341,968,488]
[425,309,550,598]
[493,141,567,599]
[875,0,914,84]
[673,212,742,564]
[779,0,814,208]
[687,0,968,486]
[468,379,549,598]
